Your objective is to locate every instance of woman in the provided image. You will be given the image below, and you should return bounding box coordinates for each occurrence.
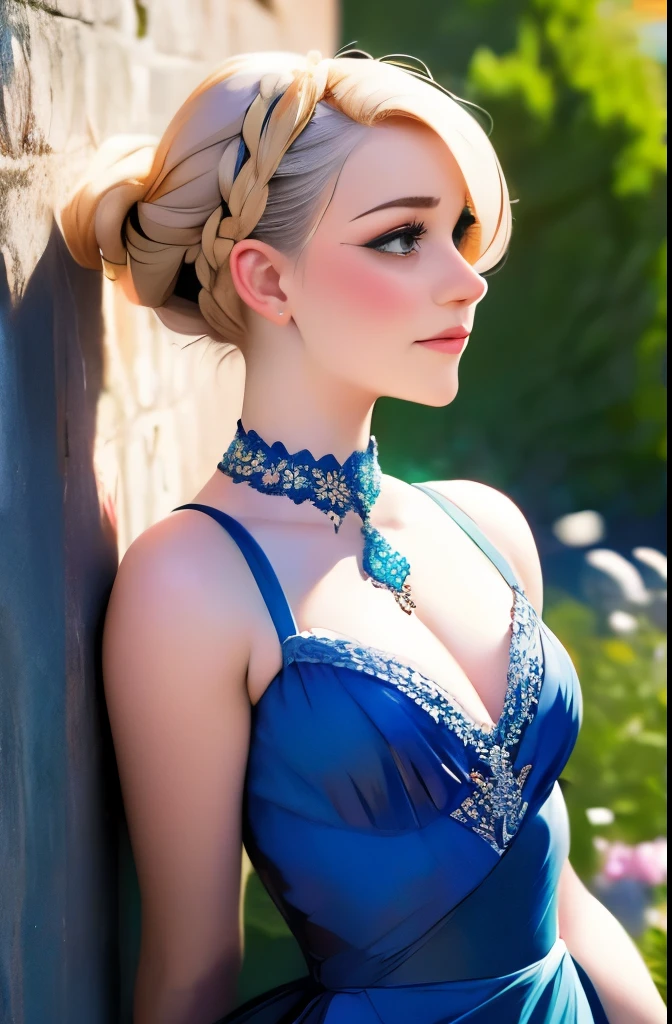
[62,49,665,1024]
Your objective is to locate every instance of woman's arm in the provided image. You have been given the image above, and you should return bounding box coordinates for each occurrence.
[558,858,666,1023]
[426,479,666,1023]
[104,512,257,1024]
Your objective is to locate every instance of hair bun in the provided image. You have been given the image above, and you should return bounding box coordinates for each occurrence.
[60,51,511,345]
[61,136,158,280]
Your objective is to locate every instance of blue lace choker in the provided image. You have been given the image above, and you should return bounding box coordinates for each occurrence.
[217,420,415,614]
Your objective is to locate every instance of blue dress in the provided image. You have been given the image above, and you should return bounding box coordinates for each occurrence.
[174,485,610,1024]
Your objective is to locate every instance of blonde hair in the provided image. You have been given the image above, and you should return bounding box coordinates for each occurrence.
[61,50,511,345]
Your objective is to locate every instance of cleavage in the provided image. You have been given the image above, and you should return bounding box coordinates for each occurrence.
[248,539,513,730]
[242,498,517,727]
[303,579,514,730]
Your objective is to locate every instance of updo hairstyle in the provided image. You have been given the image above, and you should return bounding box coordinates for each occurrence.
[61,50,511,346]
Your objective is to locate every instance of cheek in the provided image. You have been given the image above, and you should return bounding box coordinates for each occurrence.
[306,248,418,321]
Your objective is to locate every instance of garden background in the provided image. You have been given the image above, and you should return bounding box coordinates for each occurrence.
[238,0,668,1008]
[0,0,665,1020]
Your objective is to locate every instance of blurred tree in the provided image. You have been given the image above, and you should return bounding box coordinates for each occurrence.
[343,0,667,524]
[542,594,666,876]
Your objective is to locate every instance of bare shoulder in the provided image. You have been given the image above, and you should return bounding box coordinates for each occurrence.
[422,479,544,614]
[107,508,259,673]
[102,508,258,777]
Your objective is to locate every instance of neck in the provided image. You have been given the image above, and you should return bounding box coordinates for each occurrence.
[219,343,416,611]
[240,327,375,461]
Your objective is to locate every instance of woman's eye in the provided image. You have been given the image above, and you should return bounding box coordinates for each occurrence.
[363,221,427,257]
[360,210,477,257]
[453,207,477,249]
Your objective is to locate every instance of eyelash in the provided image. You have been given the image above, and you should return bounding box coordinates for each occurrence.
[453,208,478,248]
[363,208,478,258]
[363,220,427,257]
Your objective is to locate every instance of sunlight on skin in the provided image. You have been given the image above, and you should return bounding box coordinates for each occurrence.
[228,118,488,462]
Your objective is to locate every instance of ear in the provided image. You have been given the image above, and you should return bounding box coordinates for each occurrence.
[228,239,289,325]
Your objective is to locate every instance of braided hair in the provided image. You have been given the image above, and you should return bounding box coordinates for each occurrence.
[61,50,510,346]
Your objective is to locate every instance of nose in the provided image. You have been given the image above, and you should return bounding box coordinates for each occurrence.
[432,248,488,308]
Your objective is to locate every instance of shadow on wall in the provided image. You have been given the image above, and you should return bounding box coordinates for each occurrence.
[0,223,122,1024]
[0,214,304,1022]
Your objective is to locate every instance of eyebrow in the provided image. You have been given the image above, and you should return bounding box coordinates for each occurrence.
[349,196,441,222]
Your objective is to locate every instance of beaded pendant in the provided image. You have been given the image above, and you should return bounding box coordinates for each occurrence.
[218,421,416,614]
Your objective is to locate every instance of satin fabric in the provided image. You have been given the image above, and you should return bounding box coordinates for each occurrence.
[172,489,609,1024]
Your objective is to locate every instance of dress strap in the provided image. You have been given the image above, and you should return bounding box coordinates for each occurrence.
[412,484,522,591]
[171,503,298,644]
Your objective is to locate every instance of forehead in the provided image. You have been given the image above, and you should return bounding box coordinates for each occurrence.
[327,117,468,217]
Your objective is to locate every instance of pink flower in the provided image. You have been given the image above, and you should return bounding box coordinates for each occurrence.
[599,837,667,886]
[631,839,668,886]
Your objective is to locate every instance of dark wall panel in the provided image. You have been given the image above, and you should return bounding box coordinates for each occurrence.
[0,227,120,1023]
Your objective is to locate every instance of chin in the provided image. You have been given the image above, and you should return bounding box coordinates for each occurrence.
[395,374,460,408]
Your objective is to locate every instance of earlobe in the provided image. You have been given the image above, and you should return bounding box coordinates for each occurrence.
[229,239,289,324]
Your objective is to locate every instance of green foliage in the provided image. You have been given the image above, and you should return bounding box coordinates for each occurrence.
[470,19,557,122]
[534,0,665,194]
[344,0,666,522]
[543,593,667,877]
[634,241,667,461]
[237,869,305,1004]
[638,921,668,1004]
[469,0,667,193]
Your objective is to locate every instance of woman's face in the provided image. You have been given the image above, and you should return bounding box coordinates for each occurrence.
[281,117,489,407]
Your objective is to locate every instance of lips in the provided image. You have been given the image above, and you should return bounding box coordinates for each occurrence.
[415,335,468,354]
[415,327,470,343]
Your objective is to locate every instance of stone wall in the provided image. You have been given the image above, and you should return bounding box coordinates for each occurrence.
[0,2,337,1021]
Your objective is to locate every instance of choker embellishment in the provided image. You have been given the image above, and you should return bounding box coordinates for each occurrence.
[218,420,415,614]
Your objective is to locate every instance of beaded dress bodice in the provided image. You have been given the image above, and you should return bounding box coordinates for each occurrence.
[172,485,608,1024]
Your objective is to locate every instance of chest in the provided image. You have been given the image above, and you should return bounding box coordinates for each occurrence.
[246,504,517,729]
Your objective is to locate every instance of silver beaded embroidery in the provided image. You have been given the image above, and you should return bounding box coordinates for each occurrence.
[283,584,545,855]
[450,749,534,856]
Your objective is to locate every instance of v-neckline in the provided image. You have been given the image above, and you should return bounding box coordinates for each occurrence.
[279,583,545,751]
[175,490,543,745]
